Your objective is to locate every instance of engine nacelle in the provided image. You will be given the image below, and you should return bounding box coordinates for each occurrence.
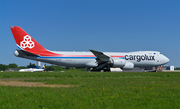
[123,61,134,69]
[112,58,126,67]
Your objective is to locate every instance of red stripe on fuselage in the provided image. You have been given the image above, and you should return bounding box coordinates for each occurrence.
[111,56,125,57]
[33,51,125,58]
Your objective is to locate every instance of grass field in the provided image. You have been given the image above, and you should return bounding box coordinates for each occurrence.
[0,71,180,109]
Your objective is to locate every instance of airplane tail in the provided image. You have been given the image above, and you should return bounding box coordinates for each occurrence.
[10,26,59,56]
[42,64,46,69]
[10,26,47,52]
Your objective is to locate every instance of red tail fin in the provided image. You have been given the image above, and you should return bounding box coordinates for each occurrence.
[10,26,47,52]
[10,26,61,56]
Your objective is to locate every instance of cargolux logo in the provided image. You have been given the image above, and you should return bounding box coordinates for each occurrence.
[20,35,34,49]
[125,54,155,62]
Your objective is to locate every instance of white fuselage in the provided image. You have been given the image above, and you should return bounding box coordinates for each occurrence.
[19,68,44,72]
[15,50,169,68]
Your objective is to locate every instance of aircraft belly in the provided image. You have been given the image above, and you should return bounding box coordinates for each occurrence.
[56,59,93,67]
[39,58,94,67]
[17,54,94,67]
[133,61,160,67]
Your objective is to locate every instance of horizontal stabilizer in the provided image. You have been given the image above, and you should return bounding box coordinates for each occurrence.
[17,49,39,57]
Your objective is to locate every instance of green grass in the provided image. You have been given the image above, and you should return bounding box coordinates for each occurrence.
[0,71,180,109]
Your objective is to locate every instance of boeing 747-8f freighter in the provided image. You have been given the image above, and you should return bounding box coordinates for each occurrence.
[10,26,170,71]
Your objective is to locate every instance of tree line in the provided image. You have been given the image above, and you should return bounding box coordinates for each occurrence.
[0,63,180,71]
[0,63,85,71]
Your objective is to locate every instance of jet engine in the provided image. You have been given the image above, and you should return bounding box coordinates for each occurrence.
[112,58,126,67]
[95,58,126,71]
[100,58,134,70]
[122,61,134,69]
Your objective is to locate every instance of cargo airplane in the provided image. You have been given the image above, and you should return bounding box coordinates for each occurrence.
[10,26,170,71]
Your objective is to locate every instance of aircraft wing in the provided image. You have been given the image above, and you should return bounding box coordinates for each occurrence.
[89,49,110,62]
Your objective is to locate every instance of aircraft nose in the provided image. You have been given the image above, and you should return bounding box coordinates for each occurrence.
[164,56,170,64]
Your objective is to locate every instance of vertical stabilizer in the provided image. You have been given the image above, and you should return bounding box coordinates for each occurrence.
[42,64,46,69]
[10,26,47,52]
